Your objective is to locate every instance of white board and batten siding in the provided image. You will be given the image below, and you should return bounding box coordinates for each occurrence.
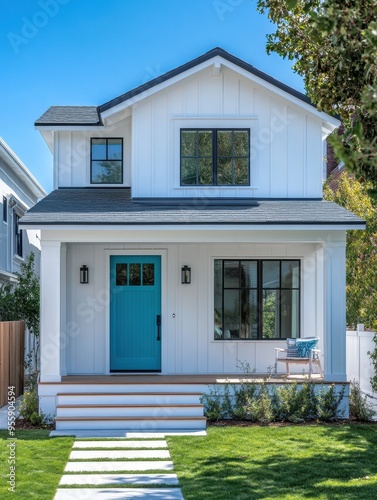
[131,66,323,199]
[62,240,324,377]
[54,117,132,189]
[53,66,323,199]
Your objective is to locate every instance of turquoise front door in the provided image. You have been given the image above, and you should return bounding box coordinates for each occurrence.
[110,255,161,371]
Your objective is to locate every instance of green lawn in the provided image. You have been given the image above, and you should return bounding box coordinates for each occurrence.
[1,425,377,499]
[168,425,377,500]
[0,430,73,500]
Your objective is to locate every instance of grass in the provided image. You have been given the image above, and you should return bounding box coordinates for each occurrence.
[1,425,377,499]
[0,430,74,500]
[168,424,377,500]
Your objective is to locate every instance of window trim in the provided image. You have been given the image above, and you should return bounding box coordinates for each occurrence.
[3,196,7,224]
[214,259,301,341]
[90,137,123,185]
[180,128,250,187]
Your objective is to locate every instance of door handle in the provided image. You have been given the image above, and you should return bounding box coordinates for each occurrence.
[156,315,161,341]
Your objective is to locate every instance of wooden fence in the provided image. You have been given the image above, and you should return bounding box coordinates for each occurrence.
[0,321,25,407]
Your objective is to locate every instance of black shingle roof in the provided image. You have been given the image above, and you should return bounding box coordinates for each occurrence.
[98,47,313,113]
[20,188,365,227]
[35,48,318,126]
[35,106,101,126]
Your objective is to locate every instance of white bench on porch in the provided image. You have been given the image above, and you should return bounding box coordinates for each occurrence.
[275,337,323,379]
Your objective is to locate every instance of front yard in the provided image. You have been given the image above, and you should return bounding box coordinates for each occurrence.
[0,430,73,499]
[168,424,377,500]
[0,425,377,499]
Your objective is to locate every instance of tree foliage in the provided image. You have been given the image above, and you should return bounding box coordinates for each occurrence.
[324,174,377,330]
[0,252,40,336]
[256,0,377,191]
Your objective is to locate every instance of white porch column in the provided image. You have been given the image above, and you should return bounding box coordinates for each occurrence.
[40,240,62,382]
[324,236,347,381]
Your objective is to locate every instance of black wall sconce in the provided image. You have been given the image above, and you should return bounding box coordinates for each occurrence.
[80,265,89,284]
[181,265,191,284]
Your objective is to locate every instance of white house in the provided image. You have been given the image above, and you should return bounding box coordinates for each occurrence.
[21,48,364,431]
[0,137,46,374]
[0,137,46,283]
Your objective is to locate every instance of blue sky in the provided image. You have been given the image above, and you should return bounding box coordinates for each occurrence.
[1,0,304,192]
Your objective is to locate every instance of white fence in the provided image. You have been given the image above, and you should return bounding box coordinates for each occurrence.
[346,325,377,405]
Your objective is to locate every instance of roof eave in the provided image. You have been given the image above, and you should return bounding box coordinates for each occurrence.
[0,138,47,198]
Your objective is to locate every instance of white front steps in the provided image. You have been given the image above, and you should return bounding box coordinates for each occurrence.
[55,388,206,431]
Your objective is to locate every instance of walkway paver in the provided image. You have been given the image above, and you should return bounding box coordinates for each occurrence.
[65,460,174,472]
[55,488,184,499]
[59,473,179,485]
[55,435,184,499]
[73,440,168,448]
[69,449,170,459]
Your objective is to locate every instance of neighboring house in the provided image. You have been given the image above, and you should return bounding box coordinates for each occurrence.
[21,48,365,431]
[0,138,46,367]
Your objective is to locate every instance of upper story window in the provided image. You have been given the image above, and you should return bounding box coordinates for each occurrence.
[180,129,249,186]
[91,138,123,184]
[14,213,23,258]
[2,196,7,223]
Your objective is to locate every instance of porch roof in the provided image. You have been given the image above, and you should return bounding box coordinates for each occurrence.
[20,188,365,228]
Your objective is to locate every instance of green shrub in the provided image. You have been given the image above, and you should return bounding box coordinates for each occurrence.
[201,379,347,423]
[245,387,275,424]
[200,385,223,421]
[276,381,318,422]
[317,384,346,421]
[349,380,375,421]
[18,376,51,427]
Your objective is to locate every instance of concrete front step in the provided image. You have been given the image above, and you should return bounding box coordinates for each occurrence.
[57,404,203,418]
[50,429,207,437]
[56,415,206,431]
[57,392,203,405]
[59,473,179,485]
[55,488,183,499]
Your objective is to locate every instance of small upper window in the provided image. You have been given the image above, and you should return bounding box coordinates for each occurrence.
[14,213,23,258]
[91,138,123,184]
[3,196,7,223]
[181,129,250,186]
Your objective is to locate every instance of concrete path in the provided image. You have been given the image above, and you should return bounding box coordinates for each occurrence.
[55,435,184,499]
[0,397,21,430]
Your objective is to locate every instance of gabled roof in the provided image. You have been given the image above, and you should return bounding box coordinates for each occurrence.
[98,47,312,114]
[20,188,365,228]
[35,48,338,128]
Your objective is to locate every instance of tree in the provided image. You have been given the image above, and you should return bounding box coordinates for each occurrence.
[256,0,377,192]
[324,173,377,330]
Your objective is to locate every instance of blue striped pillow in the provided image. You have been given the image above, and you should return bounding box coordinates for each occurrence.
[286,338,299,357]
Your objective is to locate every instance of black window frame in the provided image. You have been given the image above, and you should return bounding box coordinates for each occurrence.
[3,196,7,223]
[14,213,23,258]
[180,128,250,186]
[90,137,123,185]
[214,259,300,341]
